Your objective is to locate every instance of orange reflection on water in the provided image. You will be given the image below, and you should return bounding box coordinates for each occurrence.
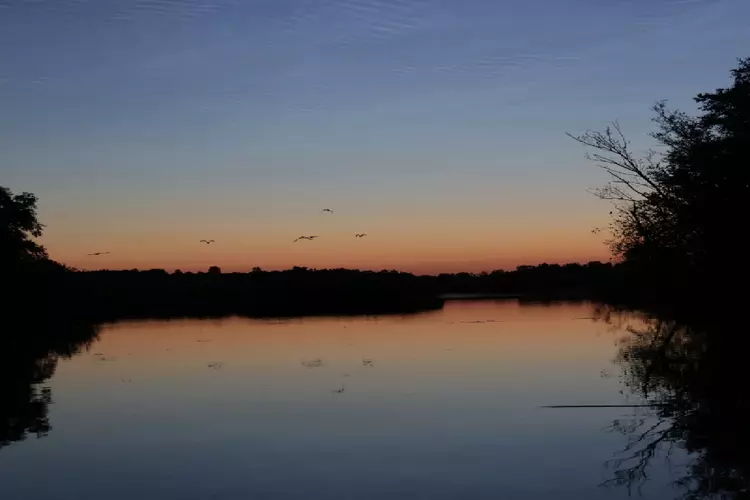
[57,300,628,405]
[3,299,675,500]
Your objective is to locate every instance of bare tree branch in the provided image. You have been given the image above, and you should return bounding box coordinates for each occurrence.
[567,121,668,201]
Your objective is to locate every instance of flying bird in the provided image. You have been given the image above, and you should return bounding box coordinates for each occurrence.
[199,239,215,244]
[88,252,110,256]
[321,208,334,213]
[293,236,319,242]
[355,233,367,238]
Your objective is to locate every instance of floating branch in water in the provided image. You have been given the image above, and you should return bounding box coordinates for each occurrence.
[459,319,505,324]
[541,404,669,408]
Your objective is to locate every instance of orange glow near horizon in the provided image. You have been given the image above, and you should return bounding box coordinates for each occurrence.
[32,142,614,275]
[46,225,610,274]
[38,191,612,274]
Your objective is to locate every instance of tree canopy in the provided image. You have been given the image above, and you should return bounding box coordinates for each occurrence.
[0,186,49,271]
[570,57,750,298]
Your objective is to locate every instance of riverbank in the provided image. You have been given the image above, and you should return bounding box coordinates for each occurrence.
[6,261,647,322]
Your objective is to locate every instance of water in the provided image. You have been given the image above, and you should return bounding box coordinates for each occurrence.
[0,300,686,499]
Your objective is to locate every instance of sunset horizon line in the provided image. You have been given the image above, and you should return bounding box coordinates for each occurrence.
[66,256,616,276]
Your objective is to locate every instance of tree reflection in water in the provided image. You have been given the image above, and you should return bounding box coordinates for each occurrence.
[594,304,750,499]
[0,319,100,450]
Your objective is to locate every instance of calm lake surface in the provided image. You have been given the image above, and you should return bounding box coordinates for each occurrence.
[1,300,687,499]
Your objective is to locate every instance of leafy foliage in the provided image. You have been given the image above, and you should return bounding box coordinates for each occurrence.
[570,58,750,292]
[0,186,48,270]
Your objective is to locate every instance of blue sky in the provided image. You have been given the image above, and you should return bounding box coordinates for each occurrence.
[1,0,749,272]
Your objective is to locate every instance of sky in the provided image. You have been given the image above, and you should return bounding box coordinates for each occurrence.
[1,0,749,274]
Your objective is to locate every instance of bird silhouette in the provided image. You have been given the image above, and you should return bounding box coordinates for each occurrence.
[293,236,319,242]
[88,252,110,256]
[355,233,367,238]
[199,239,215,244]
[321,208,334,213]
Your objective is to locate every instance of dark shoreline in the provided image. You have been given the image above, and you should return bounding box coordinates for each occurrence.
[7,260,685,324]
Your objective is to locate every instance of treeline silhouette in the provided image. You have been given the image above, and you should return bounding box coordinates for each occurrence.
[428,260,634,299]
[58,267,443,319]
[570,57,750,310]
[15,261,635,321]
[2,180,634,320]
[3,184,634,321]
[1,179,638,320]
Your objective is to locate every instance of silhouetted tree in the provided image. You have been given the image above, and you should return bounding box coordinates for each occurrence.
[570,57,750,300]
[0,186,48,271]
[208,266,222,275]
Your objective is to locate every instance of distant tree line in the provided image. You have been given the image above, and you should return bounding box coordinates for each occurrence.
[41,262,627,319]
[0,181,639,320]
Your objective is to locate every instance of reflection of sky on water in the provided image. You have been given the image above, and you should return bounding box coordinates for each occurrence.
[0,300,682,499]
